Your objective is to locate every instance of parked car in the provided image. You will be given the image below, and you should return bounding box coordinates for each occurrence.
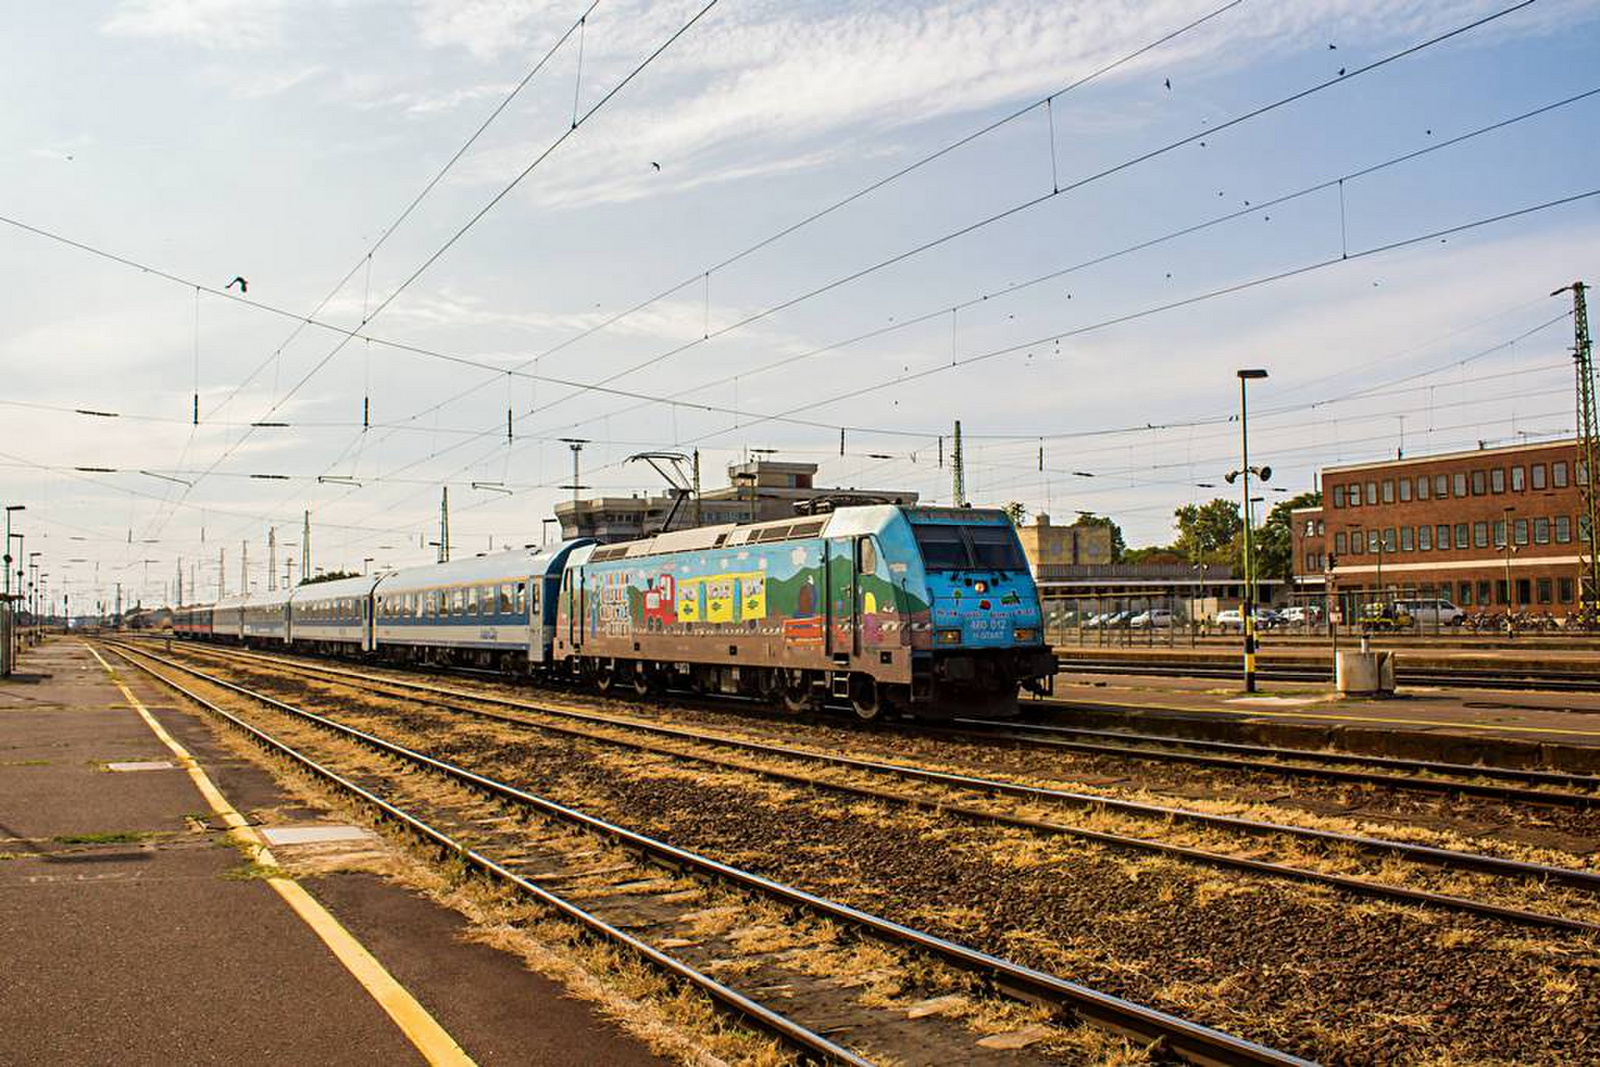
[1104,611,1133,628]
[1129,608,1176,629]
[1215,608,1243,630]
[1393,598,1464,627]
[1280,605,1323,625]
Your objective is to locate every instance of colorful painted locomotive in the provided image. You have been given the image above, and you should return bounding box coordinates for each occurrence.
[170,505,1055,719]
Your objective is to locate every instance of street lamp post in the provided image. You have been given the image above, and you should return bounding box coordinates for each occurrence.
[1229,369,1270,693]
[3,505,23,675]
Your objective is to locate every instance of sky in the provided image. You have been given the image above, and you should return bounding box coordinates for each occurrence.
[3,0,1599,611]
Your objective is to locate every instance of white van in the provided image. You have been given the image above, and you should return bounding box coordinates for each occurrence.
[1394,598,1464,626]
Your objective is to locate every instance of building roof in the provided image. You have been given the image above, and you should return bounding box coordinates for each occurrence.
[1322,436,1575,475]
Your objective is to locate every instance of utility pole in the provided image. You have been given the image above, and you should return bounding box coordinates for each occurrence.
[951,420,966,507]
[693,449,702,527]
[1555,281,1598,615]
[176,559,183,606]
[438,488,450,563]
[303,510,312,581]
[218,547,226,598]
[267,527,277,591]
[241,540,248,594]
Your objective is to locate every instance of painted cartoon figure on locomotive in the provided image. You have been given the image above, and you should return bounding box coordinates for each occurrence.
[552,504,1054,719]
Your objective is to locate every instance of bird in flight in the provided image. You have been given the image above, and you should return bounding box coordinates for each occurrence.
[226,276,249,294]
[650,161,661,171]
[1163,78,1171,91]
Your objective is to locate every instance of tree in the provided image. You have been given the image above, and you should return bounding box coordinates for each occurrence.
[1255,490,1322,581]
[1173,498,1243,563]
[1002,501,1027,526]
[299,569,361,586]
[1072,513,1126,563]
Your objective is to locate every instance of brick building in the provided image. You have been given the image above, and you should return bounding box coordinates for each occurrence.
[1291,439,1593,616]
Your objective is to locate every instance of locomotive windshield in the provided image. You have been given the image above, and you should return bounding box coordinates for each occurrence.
[912,524,1027,571]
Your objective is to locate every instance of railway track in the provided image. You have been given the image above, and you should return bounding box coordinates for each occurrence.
[132,640,1600,936]
[104,640,1305,1067]
[1057,658,1600,692]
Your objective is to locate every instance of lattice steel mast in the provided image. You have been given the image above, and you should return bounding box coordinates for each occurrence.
[1555,281,1598,613]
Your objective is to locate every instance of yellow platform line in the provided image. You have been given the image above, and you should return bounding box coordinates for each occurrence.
[86,644,474,1067]
[1056,691,1600,739]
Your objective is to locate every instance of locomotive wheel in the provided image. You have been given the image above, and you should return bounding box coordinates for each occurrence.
[593,664,615,693]
[779,674,813,715]
[630,666,656,698]
[849,676,883,722]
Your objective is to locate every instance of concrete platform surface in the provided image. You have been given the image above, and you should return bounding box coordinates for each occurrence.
[0,639,666,1066]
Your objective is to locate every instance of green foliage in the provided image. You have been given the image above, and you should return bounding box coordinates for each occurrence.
[1256,490,1322,581]
[1123,546,1186,565]
[1001,501,1027,526]
[1173,498,1243,563]
[1071,513,1126,562]
[299,569,362,586]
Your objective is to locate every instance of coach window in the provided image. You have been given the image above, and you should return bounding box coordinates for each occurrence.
[1514,519,1529,546]
[1333,485,1346,508]
[1471,470,1486,496]
[1511,466,1525,491]
[1454,523,1469,549]
[1382,480,1395,504]
[1418,525,1432,551]
[1452,472,1467,497]
[1534,517,1550,544]
[1554,461,1569,488]
[1556,516,1572,543]
[1491,468,1505,494]
[1400,527,1414,551]
[1398,478,1411,503]
[1473,522,1488,549]
[1532,464,1547,490]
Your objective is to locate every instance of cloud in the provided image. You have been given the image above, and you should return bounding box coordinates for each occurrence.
[102,0,289,49]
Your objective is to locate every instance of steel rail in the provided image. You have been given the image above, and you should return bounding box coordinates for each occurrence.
[107,642,1308,1067]
[144,641,1600,909]
[103,647,874,1067]
[965,718,1600,791]
[1057,659,1600,692]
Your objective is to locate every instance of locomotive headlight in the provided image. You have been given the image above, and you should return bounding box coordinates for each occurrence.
[936,628,963,645]
[974,581,987,594]
[1013,627,1038,643]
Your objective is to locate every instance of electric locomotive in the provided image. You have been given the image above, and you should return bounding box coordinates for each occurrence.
[553,504,1054,719]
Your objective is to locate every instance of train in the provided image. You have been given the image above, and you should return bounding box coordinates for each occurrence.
[167,504,1057,719]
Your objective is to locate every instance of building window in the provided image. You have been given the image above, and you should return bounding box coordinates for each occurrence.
[1561,577,1575,603]
[1459,581,1473,606]
[1334,532,1347,554]
[1532,464,1547,490]
[1514,518,1529,546]
[1511,466,1525,491]
[1418,525,1432,551]
[1383,528,1397,552]
[1399,478,1412,502]
[1556,515,1572,543]
[1382,480,1395,504]
[1453,472,1468,497]
[1482,579,1495,606]
[1534,517,1550,544]
[1473,522,1488,549]
[1349,530,1363,555]
[1454,523,1469,549]
[1471,470,1486,496]
[1304,519,1316,537]
[1435,473,1449,498]
[1400,526,1414,551]
[1493,519,1506,548]
[1553,461,1569,488]
[1416,476,1430,501]
[1317,520,1324,535]
[1368,530,1381,553]
[1538,577,1553,604]
[1436,524,1451,551]
[1517,578,1531,605]
[1366,481,1379,505]
[1491,468,1505,494]
[1305,552,1318,572]
[1333,485,1346,508]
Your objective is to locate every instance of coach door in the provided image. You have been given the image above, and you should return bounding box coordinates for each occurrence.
[825,538,857,659]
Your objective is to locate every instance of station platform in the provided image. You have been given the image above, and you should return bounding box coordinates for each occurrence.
[0,639,664,1066]
[1042,665,1600,772]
